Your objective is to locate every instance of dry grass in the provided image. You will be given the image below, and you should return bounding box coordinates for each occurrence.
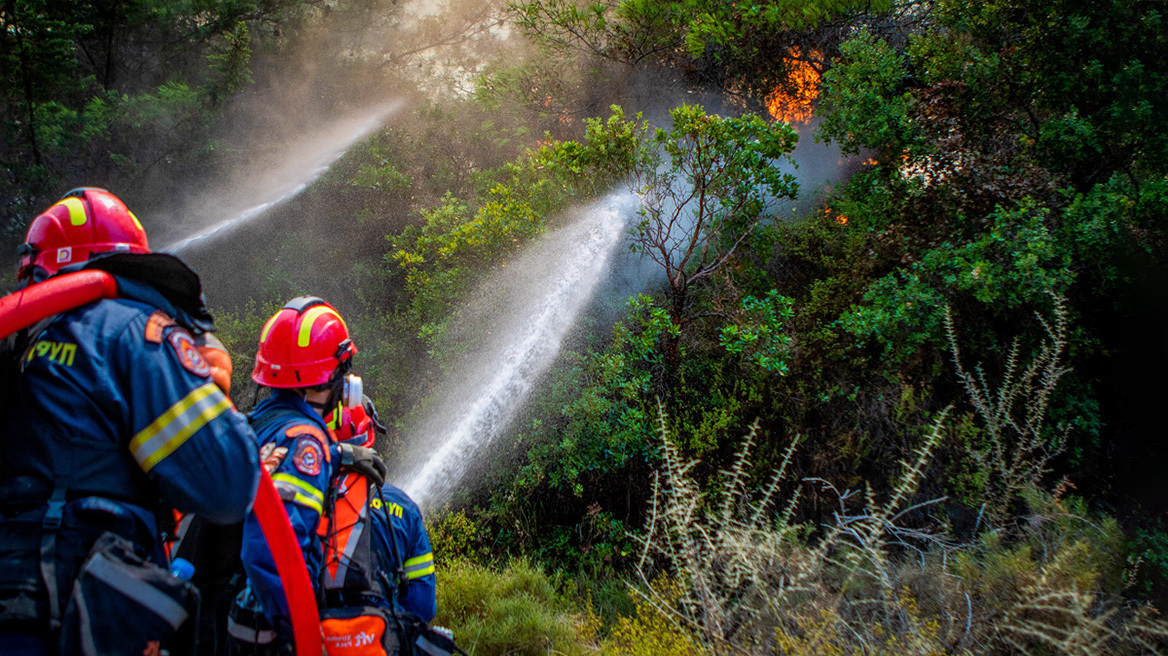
[617,295,1168,655]
[944,292,1071,525]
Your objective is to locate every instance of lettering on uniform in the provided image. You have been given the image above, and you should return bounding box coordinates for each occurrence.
[292,436,323,476]
[25,340,77,367]
[369,497,403,518]
[166,328,211,378]
[259,443,289,474]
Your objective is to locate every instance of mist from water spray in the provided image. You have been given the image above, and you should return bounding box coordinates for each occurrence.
[399,190,640,508]
[158,102,402,254]
[395,115,857,508]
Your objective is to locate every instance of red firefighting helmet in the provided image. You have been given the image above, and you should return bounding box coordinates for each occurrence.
[252,297,357,388]
[17,188,149,281]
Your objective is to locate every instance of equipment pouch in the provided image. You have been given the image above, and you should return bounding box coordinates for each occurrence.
[320,606,466,656]
[226,586,282,656]
[58,532,198,656]
[411,623,466,656]
[320,606,401,656]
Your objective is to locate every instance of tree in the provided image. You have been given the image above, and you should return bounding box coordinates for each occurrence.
[0,0,298,236]
[629,105,798,324]
[509,0,899,96]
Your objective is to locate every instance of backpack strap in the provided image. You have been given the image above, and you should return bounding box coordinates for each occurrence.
[40,473,67,631]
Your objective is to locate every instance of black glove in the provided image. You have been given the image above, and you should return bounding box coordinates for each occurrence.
[337,443,388,487]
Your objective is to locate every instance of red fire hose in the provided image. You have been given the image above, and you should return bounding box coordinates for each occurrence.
[0,270,118,338]
[1,271,323,655]
[253,468,324,655]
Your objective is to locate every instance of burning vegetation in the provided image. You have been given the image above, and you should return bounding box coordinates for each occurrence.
[766,48,821,125]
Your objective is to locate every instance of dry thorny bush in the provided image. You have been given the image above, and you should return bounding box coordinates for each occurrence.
[944,292,1071,527]
[630,297,1168,655]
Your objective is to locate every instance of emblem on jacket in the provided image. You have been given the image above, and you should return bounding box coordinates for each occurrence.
[293,436,323,476]
[167,329,211,378]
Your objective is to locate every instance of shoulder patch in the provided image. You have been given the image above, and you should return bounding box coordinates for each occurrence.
[285,424,331,463]
[145,311,175,344]
[259,443,289,474]
[285,424,326,442]
[292,436,324,476]
[166,327,211,378]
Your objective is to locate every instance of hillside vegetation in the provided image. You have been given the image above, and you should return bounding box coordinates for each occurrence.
[4,0,1167,653]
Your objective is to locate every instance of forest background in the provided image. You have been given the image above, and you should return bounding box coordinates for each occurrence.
[3,0,1168,653]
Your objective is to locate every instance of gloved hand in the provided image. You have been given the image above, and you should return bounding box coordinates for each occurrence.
[337,443,387,486]
[195,332,233,395]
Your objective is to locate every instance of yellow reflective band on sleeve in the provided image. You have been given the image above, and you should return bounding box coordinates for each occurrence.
[271,473,324,514]
[403,553,435,580]
[60,197,87,226]
[130,383,232,472]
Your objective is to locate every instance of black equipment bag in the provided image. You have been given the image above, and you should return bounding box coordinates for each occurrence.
[59,532,199,656]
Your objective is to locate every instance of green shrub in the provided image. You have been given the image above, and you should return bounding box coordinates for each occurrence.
[435,558,596,656]
[598,579,704,656]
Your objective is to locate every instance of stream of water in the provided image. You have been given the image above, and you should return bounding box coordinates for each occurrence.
[398,191,641,508]
[151,98,849,510]
[161,103,400,254]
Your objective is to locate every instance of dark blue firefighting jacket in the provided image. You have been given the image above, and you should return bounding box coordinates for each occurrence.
[369,483,437,623]
[0,260,260,632]
[239,390,336,625]
[322,470,436,623]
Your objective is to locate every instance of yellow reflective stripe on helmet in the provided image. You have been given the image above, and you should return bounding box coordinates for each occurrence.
[297,306,334,347]
[128,210,144,232]
[130,383,231,472]
[271,473,324,514]
[259,313,280,345]
[60,197,87,226]
[403,553,435,580]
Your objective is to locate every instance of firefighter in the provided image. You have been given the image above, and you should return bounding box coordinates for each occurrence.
[323,401,437,623]
[0,188,260,655]
[233,297,386,653]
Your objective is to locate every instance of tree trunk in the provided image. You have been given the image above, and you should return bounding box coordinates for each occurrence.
[8,0,42,166]
[103,0,119,89]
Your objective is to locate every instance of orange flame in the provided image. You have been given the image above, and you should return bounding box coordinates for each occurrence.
[767,48,821,125]
[824,207,848,225]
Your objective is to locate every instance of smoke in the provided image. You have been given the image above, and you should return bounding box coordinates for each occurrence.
[114,0,863,507]
[137,0,513,253]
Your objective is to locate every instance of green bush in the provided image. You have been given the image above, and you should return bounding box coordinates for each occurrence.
[435,558,596,656]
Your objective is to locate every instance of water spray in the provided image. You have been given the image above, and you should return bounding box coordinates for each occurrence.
[160,102,402,254]
[399,191,641,508]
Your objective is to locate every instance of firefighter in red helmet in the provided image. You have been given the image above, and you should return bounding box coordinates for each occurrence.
[232,297,386,653]
[16,187,151,283]
[321,401,437,622]
[0,188,258,655]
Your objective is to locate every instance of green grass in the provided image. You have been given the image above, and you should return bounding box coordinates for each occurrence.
[435,558,597,656]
